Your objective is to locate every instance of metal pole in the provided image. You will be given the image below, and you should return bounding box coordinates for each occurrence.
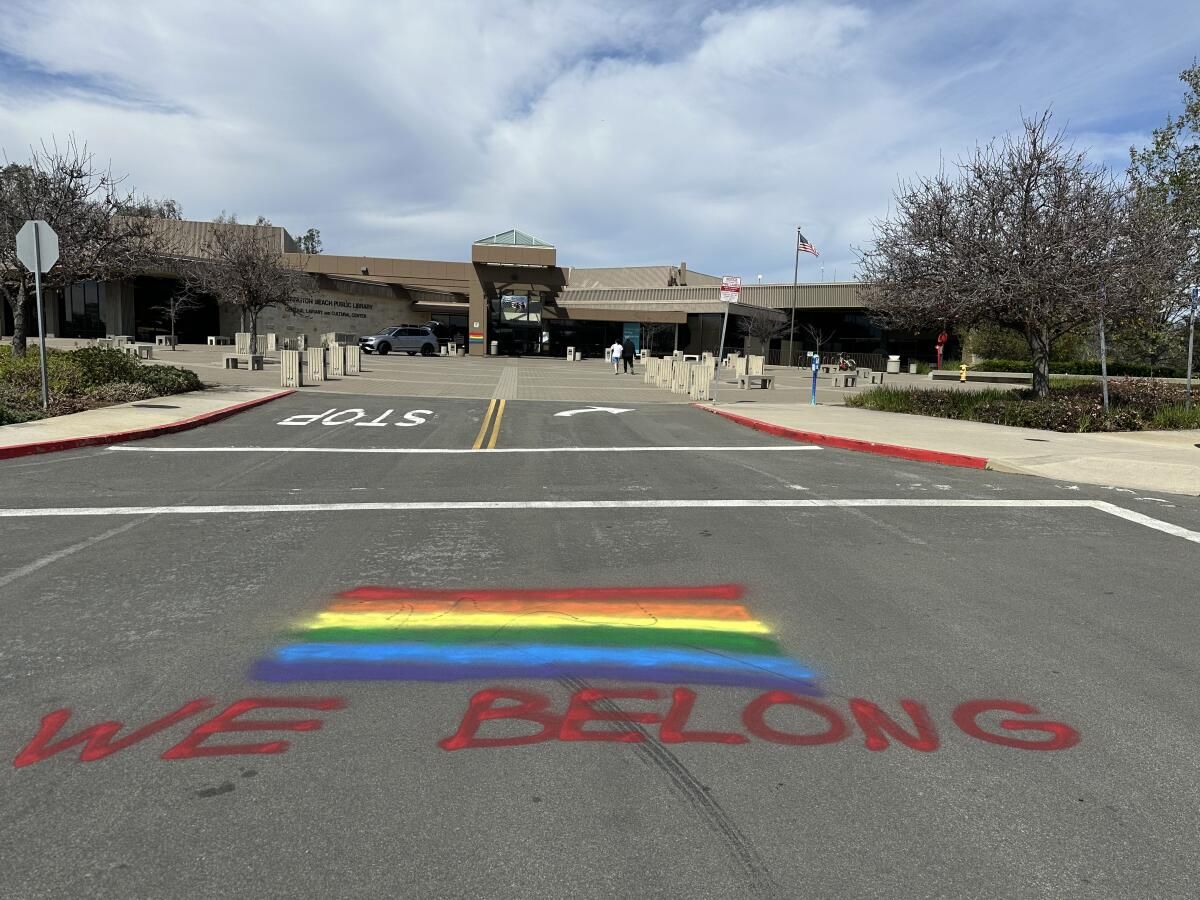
[33,223,49,411]
[711,300,731,404]
[1098,307,1109,414]
[789,226,799,367]
[1186,286,1196,411]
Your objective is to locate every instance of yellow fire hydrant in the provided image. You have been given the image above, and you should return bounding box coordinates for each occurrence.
[959,364,968,383]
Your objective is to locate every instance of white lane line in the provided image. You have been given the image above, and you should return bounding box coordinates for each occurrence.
[0,498,1196,544]
[1088,501,1200,544]
[110,445,823,454]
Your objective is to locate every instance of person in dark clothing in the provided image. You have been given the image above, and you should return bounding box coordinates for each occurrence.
[622,338,637,373]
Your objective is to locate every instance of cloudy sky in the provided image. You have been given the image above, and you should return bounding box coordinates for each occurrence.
[0,1,1197,282]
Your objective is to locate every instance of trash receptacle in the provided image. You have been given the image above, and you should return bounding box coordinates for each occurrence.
[908,362,918,374]
[887,355,901,374]
[490,340,498,356]
[566,346,575,361]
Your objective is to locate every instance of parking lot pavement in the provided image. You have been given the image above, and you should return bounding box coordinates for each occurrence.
[2,397,1199,898]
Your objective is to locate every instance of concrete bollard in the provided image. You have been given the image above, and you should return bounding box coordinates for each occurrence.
[345,344,362,375]
[735,357,748,377]
[267,333,278,352]
[749,355,765,376]
[566,346,575,361]
[254,334,267,354]
[295,333,307,351]
[448,342,457,356]
[440,344,449,356]
[235,332,251,355]
[305,346,326,383]
[328,343,345,377]
[280,350,303,387]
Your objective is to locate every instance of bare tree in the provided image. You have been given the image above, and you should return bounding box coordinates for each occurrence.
[181,219,311,355]
[800,321,838,363]
[738,306,788,356]
[641,322,673,354]
[1,137,165,356]
[859,112,1179,396]
[152,289,203,349]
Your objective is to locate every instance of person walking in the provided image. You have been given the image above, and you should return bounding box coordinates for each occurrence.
[622,337,637,374]
[609,339,623,374]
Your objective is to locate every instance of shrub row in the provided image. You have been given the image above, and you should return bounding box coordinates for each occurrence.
[845,378,1200,432]
[974,359,1184,378]
[0,346,203,422]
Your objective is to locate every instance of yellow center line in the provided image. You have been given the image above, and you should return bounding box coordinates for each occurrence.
[471,399,497,450]
[486,399,506,449]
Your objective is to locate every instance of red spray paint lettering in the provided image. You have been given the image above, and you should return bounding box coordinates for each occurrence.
[439,688,1080,752]
[13,697,345,768]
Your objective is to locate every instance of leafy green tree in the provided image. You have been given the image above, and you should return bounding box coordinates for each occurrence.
[295,227,322,254]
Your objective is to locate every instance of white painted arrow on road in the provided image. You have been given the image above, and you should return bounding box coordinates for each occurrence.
[553,406,635,417]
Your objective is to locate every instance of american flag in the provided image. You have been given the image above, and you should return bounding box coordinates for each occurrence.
[797,231,819,257]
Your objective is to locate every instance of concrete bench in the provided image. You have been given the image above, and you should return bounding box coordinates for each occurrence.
[223,354,264,370]
[155,335,177,348]
[832,372,858,388]
[208,336,233,346]
[820,364,836,375]
[737,374,776,390]
[867,371,885,384]
[124,343,153,359]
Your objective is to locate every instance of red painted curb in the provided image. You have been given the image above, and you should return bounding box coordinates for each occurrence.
[0,389,296,461]
[694,404,989,470]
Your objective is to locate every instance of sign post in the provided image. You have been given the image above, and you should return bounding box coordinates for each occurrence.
[710,276,740,404]
[1187,286,1197,411]
[15,220,60,411]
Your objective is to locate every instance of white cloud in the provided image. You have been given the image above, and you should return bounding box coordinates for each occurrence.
[1,0,1197,281]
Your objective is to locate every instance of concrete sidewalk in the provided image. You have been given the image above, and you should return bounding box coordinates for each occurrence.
[0,386,293,460]
[700,401,1200,496]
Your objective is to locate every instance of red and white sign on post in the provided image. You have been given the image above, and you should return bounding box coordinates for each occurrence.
[720,276,741,304]
[711,276,741,404]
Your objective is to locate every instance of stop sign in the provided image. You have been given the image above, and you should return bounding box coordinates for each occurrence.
[15,220,59,274]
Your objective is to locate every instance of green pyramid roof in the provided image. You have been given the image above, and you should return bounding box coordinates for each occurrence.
[473,228,554,248]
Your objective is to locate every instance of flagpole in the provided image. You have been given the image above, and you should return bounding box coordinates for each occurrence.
[790,226,800,367]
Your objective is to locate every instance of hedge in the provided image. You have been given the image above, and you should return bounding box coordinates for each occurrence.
[845,378,1200,432]
[0,346,203,422]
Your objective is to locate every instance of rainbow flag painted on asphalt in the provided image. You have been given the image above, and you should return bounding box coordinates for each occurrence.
[251,584,820,693]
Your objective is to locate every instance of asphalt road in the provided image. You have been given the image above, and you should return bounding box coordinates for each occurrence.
[2,394,1198,899]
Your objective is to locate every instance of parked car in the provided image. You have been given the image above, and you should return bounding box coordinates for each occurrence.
[360,326,439,356]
